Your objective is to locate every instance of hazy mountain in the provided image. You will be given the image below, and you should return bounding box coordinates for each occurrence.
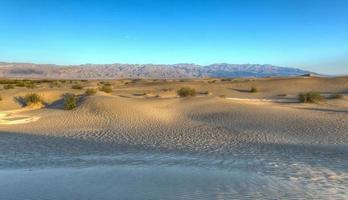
[0,62,311,79]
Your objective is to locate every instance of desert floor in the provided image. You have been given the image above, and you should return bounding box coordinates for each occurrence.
[0,77,347,199]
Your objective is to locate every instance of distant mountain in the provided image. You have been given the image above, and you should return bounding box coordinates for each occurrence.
[0,62,312,79]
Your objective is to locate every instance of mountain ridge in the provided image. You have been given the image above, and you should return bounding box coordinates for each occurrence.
[0,62,312,79]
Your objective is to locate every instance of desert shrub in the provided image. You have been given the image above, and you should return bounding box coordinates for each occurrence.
[330,93,343,99]
[48,81,60,88]
[25,83,36,88]
[250,86,258,93]
[72,84,83,90]
[3,84,15,89]
[177,87,196,97]
[85,88,97,96]
[98,81,111,86]
[99,85,113,93]
[0,95,2,101]
[298,92,324,103]
[15,82,26,87]
[24,93,42,106]
[0,80,14,84]
[64,93,77,110]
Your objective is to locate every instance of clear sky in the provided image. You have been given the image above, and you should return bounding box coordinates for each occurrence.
[0,0,347,74]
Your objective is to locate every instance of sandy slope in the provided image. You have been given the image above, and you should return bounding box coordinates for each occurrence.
[0,77,347,161]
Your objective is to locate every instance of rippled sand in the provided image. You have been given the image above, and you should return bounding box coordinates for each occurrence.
[0,77,347,199]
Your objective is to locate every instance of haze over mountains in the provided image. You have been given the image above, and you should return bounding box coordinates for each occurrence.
[0,62,311,79]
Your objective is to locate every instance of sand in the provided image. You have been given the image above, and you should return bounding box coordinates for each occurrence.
[0,77,347,198]
[0,77,346,158]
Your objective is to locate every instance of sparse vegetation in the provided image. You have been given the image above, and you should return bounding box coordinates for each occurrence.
[99,85,113,93]
[14,80,37,88]
[85,88,97,96]
[15,82,26,87]
[177,87,196,97]
[298,92,324,103]
[72,84,83,90]
[3,84,15,89]
[64,93,77,110]
[50,81,61,88]
[25,83,36,89]
[99,81,111,86]
[24,93,42,106]
[330,93,343,99]
[250,86,258,93]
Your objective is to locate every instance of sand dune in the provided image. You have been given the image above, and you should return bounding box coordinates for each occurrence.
[0,108,40,125]
[0,77,347,158]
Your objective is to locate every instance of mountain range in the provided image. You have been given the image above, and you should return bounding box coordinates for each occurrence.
[0,62,312,79]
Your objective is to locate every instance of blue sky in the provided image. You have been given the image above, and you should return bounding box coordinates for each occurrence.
[0,0,347,74]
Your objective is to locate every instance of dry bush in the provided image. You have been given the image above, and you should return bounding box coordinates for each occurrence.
[24,93,42,106]
[250,86,258,93]
[177,87,196,97]
[99,85,113,93]
[72,84,83,90]
[299,92,324,103]
[64,93,77,110]
[85,88,97,96]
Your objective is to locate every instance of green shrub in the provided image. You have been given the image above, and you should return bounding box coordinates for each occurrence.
[330,93,343,99]
[250,86,258,93]
[298,92,324,103]
[72,84,83,90]
[99,85,113,93]
[24,93,42,106]
[3,84,15,89]
[85,88,97,96]
[64,93,77,110]
[177,87,196,97]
